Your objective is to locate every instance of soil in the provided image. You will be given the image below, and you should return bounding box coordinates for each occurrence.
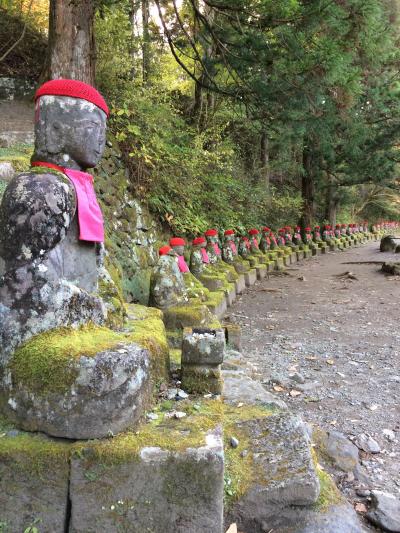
[224,239,400,531]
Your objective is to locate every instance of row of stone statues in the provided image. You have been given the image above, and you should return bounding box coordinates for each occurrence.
[149,221,399,311]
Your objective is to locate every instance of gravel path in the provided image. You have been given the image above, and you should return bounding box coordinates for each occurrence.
[225,240,400,528]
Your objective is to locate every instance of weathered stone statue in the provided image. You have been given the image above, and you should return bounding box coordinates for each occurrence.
[190,236,209,276]
[259,227,271,253]
[150,244,188,309]
[0,79,109,359]
[0,80,155,439]
[169,237,190,273]
[238,235,251,259]
[313,225,322,243]
[222,229,237,263]
[248,228,260,253]
[205,228,222,264]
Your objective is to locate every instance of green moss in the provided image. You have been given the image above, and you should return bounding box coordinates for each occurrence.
[182,367,222,394]
[313,465,343,510]
[10,306,170,395]
[169,349,181,365]
[9,325,125,395]
[0,432,70,477]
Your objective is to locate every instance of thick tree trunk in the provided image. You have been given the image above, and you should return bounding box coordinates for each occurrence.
[260,129,270,190]
[300,145,315,228]
[325,173,339,227]
[141,0,151,83]
[46,0,95,84]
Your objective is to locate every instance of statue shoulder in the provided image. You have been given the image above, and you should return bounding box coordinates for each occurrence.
[0,171,76,264]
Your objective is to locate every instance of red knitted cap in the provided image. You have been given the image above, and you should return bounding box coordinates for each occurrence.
[205,229,218,237]
[193,237,206,245]
[305,227,311,231]
[315,226,320,229]
[35,79,109,116]
[295,226,300,230]
[248,229,259,235]
[159,245,171,256]
[170,237,185,246]
[224,229,235,235]
[336,224,341,228]
[262,227,270,232]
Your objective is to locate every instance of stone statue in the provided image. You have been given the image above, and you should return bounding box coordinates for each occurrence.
[313,225,322,243]
[190,236,209,276]
[238,235,251,259]
[293,226,302,246]
[0,79,109,359]
[205,229,222,264]
[169,237,190,273]
[0,79,158,440]
[248,229,260,253]
[259,227,271,253]
[222,229,237,263]
[149,244,188,309]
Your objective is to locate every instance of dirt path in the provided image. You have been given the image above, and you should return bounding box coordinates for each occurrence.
[225,240,400,527]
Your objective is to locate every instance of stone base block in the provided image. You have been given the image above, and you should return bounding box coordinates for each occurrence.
[244,269,257,286]
[248,256,258,267]
[0,432,69,531]
[290,252,297,264]
[255,264,267,280]
[329,244,337,252]
[206,293,227,319]
[235,275,246,295]
[304,250,312,260]
[182,364,223,394]
[225,324,242,351]
[70,426,224,533]
[199,275,224,291]
[283,255,291,267]
[274,258,285,270]
[225,285,237,307]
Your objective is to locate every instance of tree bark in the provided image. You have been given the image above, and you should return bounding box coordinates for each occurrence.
[325,173,339,227]
[46,0,96,84]
[300,144,315,228]
[260,129,270,190]
[141,0,151,83]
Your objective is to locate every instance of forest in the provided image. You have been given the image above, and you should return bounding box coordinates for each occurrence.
[1,0,399,236]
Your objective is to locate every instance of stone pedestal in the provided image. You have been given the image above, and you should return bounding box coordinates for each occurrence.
[181,328,225,394]
[244,269,257,287]
[235,275,246,295]
[255,264,267,280]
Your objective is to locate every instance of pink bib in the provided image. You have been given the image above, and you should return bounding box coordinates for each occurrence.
[200,248,210,263]
[31,162,104,242]
[229,241,237,255]
[212,243,221,256]
[252,238,259,249]
[64,168,104,242]
[177,255,190,273]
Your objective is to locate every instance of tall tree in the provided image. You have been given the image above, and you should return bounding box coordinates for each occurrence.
[46,0,96,83]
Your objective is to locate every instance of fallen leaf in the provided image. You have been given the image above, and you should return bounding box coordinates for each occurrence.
[290,390,302,397]
[306,356,318,361]
[288,365,298,372]
[273,385,285,393]
[330,420,337,426]
[237,402,243,408]
[355,503,367,513]
[326,359,334,365]
[225,524,237,533]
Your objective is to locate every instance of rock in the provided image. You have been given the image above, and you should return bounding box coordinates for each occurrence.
[181,328,225,366]
[355,434,381,454]
[231,413,320,530]
[367,491,400,532]
[1,341,152,439]
[317,430,360,472]
[176,389,189,400]
[69,426,224,533]
[289,372,306,384]
[223,370,287,410]
[146,413,159,421]
[166,388,178,400]
[383,429,396,442]
[230,436,239,448]
[0,161,15,181]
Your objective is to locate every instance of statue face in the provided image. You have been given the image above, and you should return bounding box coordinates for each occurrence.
[172,245,185,256]
[33,96,107,170]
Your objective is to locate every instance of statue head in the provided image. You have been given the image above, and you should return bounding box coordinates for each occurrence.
[192,236,207,249]
[169,237,186,256]
[32,79,109,171]
[224,229,235,242]
[205,229,218,244]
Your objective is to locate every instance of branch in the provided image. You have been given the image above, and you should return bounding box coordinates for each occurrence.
[0,0,34,63]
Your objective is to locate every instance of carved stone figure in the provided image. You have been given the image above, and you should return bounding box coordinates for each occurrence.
[0,79,109,360]
[205,229,222,264]
[238,236,251,259]
[313,226,322,243]
[149,244,188,309]
[259,227,271,253]
[190,236,209,276]
[222,230,237,263]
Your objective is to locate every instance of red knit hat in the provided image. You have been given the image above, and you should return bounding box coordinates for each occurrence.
[205,229,218,237]
[305,227,311,231]
[159,245,171,256]
[224,229,235,235]
[248,229,259,235]
[170,237,185,246]
[35,79,109,116]
[336,224,341,228]
[262,227,270,232]
[192,236,206,245]
[342,224,347,227]
[295,226,300,230]
[315,226,320,229]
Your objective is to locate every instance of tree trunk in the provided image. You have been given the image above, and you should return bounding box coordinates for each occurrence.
[300,144,315,228]
[142,0,151,83]
[260,129,270,190]
[325,173,339,227]
[46,0,96,84]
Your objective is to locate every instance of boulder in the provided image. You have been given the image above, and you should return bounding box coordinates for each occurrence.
[367,491,400,532]
[222,370,287,410]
